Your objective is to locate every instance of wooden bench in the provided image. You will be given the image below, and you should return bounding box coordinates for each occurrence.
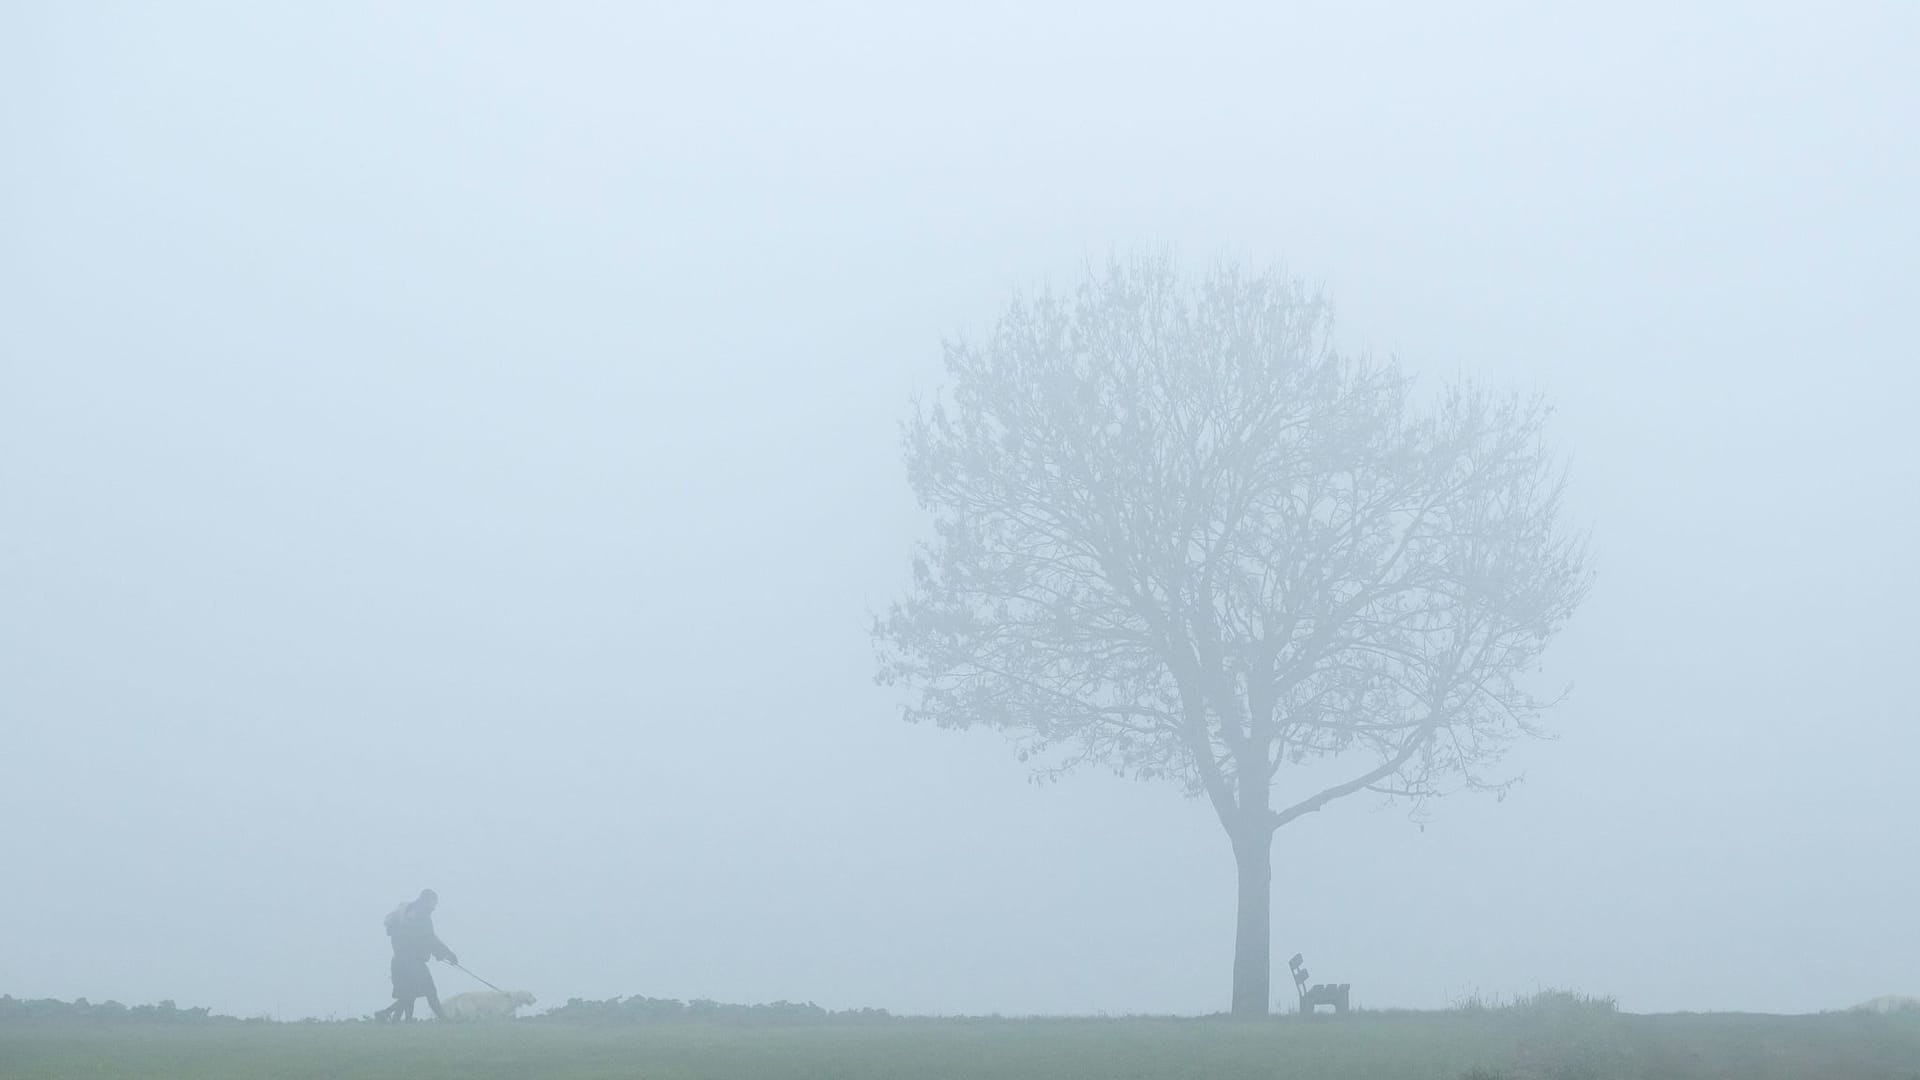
[1288,953,1350,1015]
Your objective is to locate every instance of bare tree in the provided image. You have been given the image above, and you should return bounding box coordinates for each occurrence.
[873,254,1591,1018]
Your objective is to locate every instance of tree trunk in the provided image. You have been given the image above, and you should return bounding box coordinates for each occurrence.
[1229,825,1273,1018]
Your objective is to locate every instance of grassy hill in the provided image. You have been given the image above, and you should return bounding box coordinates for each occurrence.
[3,1003,1918,1080]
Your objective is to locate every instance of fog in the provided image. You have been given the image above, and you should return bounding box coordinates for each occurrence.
[3,2,1915,1022]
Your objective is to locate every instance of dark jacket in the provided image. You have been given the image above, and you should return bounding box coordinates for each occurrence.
[387,901,454,965]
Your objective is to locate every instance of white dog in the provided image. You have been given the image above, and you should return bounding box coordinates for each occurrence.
[442,989,536,1021]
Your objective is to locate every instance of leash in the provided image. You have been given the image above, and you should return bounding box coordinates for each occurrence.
[444,959,505,994]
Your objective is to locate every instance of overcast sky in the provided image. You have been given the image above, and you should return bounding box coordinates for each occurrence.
[3,1,1916,1021]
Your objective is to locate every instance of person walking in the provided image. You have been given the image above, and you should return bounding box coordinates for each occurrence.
[373,889,458,1022]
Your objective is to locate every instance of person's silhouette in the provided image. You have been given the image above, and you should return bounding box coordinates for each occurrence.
[373,889,458,1022]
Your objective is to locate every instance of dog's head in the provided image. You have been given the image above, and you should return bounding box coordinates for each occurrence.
[509,990,536,1008]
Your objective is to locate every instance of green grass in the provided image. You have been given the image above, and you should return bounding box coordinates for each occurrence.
[3,1011,1918,1080]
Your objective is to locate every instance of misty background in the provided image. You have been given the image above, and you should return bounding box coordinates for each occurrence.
[3,2,1915,1021]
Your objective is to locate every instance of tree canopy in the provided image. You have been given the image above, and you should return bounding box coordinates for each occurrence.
[875,254,1590,1015]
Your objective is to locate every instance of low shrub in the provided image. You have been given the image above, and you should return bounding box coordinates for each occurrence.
[534,995,894,1026]
[0,996,250,1026]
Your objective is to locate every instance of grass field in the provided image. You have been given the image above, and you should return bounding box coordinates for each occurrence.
[4,1010,1919,1080]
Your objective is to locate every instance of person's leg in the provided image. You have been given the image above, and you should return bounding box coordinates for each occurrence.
[423,973,445,1020]
[395,957,428,1020]
[382,955,408,1022]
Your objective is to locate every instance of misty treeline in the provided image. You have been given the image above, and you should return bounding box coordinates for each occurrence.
[0,993,897,1027]
[533,996,893,1026]
[874,253,1591,1017]
[0,996,251,1026]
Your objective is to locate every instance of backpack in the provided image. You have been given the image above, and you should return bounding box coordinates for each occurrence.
[384,903,410,937]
